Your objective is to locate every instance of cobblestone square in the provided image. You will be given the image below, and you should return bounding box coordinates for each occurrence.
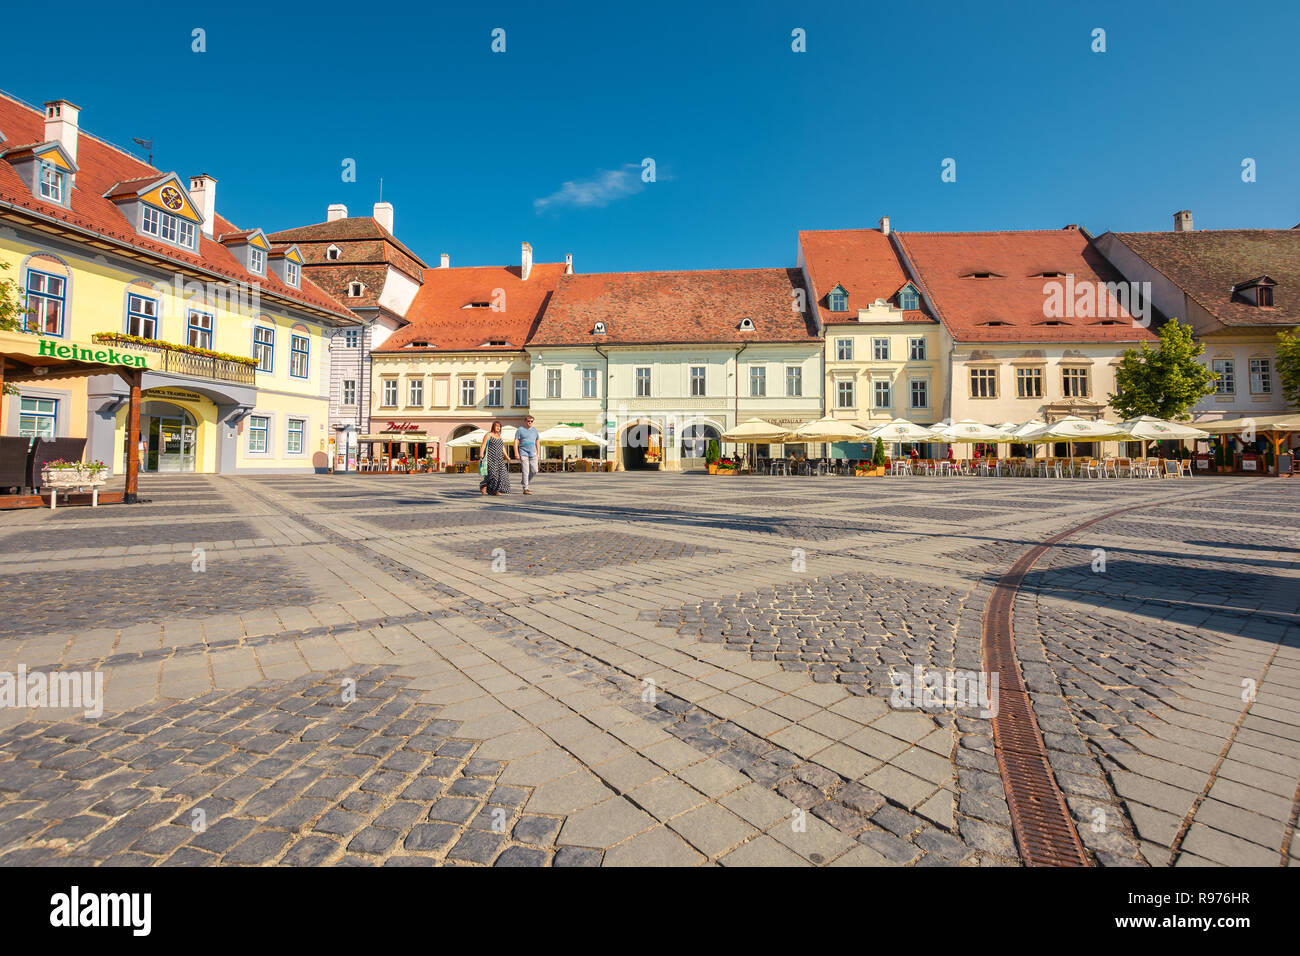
[1,472,1297,868]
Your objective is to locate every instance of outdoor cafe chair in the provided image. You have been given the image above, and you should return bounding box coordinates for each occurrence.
[1177,459,1193,478]
[1083,459,1101,479]
[1101,458,1120,479]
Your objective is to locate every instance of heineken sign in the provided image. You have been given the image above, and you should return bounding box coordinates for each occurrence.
[37,338,148,368]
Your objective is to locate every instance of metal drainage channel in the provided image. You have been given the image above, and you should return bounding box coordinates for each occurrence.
[981,495,1209,867]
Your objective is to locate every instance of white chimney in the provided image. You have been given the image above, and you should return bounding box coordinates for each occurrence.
[879,215,890,236]
[373,201,394,233]
[565,253,573,275]
[440,253,450,269]
[189,174,217,238]
[1174,209,1193,232]
[521,241,533,281]
[43,100,80,163]
[327,203,348,222]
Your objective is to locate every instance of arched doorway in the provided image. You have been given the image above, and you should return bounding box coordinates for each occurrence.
[137,401,197,472]
[620,420,662,471]
[450,424,479,464]
[680,422,722,467]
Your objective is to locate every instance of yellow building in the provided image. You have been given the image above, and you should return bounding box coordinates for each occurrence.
[0,93,361,474]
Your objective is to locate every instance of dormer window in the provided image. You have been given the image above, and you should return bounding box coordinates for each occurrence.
[463,301,491,309]
[141,205,196,250]
[1231,276,1276,308]
[738,317,755,331]
[1258,286,1274,307]
[406,341,432,348]
[326,245,342,261]
[249,247,265,275]
[898,284,919,310]
[963,272,1002,279]
[348,282,365,297]
[828,285,849,312]
[38,163,65,203]
[286,261,300,287]
[1034,271,1066,278]
[593,321,607,334]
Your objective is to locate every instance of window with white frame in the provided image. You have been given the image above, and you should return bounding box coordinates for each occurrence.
[342,379,357,406]
[24,270,65,335]
[327,245,341,261]
[581,368,598,398]
[873,380,892,408]
[39,164,64,203]
[286,418,305,454]
[690,366,706,397]
[186,310,213,349]
[486,378,503,407]
[970,368,998,398]
[248,415,270,453]
[1062,367,1090,398]
[513,377,529,407]
[546,368,561,399]
[249,248,265,274]
[1016,367,1043,398]
[1212,359,1235,394]
[460,378,476,406]
[837,380,855,409]
[286,261,300,287]
[1250,358,1272,394]
[786,366,802,397]
[127,293,158,338]
[19,396,57,438]
[750,366,766,397]
[873,338,890,361]
[909,337,927,361]
[910,379,928,408]
[836,338,853,361]
[290,334,310,378]
[408,378,424,407]
[141,205,196,250]
[253,326,274,372]
[635,367,651,397]
[344,329,360,348]
[382,379,398,407]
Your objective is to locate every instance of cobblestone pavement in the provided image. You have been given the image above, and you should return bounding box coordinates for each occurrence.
[1,471,1297,867]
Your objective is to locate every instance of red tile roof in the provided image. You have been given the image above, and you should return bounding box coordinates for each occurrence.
[798,228,934,325]
[0,91,357,323]
[1106,229,1300,329]
[378,262,568,353]
[894,228,1157,344]
[268,217,426,280]
[531,269,816,347]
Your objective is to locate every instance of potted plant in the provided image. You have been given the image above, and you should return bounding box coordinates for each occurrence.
[706,439,721,474]
[872,438,887,476]
[715,456,738,474]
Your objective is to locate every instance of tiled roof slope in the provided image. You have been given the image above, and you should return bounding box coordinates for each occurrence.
[799,228,934,324]
[531,268,816,346]
[895,227,1157,344]
[379,262,568,353]
[0,91,357,322]
[1107,229,1300,329]
[268,217,426,281]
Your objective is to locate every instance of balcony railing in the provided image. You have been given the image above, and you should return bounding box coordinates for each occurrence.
[94,335,256,386]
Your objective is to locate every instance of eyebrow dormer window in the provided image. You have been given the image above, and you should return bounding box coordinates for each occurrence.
[249,248,265,275]
[828,286,848,312]
[738,317,755,331]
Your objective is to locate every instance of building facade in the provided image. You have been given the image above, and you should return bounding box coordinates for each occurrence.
[269,203,425,469]
[0,94,361,474]
[1094,214,1299,432]
[529,268,822,469]
[370,243,569,464]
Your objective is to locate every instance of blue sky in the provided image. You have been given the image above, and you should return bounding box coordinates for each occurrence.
[4,0,1297,273]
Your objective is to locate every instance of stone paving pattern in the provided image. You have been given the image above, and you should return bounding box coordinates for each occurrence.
[1,471,1297,867]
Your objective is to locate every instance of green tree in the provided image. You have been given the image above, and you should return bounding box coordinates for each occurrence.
[872,437,886,467]
[1277,327,1300,410]
[1109,318,1217,420]
[0,260,26,333]
[705,439,720,465]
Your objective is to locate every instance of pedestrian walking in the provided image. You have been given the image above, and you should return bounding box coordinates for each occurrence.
[514,414,540,495]
[479,421,511,496]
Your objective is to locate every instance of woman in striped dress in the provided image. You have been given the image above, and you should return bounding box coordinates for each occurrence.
[479,421,512,496]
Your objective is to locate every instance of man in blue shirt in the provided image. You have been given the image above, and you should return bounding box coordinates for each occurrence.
[514,415,540,494]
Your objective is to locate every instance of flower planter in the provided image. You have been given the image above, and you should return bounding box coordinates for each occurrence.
[40,466,108,508]
[707,464,718,475]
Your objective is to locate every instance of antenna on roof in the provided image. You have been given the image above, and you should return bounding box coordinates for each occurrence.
[378,177,383,202]
[132,137,153,166]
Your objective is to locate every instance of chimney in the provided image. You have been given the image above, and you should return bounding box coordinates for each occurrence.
[43,100,80,163]
[565,253,573,275]
[1174,209,1193,232]
[373,201,394,233]
[878,215,890,236]
[189,175,217,238]
[327,203,348,222]
[440,253,450,269]
[521,241,533,281]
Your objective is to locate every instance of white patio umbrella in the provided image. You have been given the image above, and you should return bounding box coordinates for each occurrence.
[866,419,943,441]
[1115,416,1209,441]
[722,418,794,470]
[794,418,872,461]
[537,425,608,446]
[1018,416,1124,459]
[1006,419,1048,459]
[932,419,1016,442]
[445,426,517,447]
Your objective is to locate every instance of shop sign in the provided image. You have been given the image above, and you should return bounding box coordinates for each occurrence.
[37,338,148,368]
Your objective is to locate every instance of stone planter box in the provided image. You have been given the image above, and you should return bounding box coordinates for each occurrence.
[40,467,108,508]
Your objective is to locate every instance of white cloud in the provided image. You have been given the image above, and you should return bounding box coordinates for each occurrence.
[534,164,644,213]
